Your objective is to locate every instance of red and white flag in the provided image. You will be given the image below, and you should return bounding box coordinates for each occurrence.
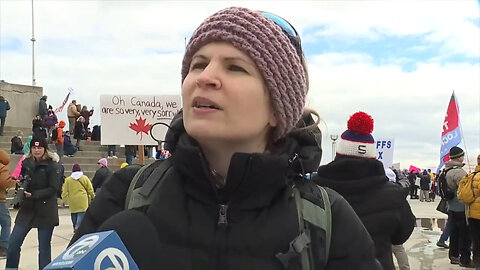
[437,91,462,171]
[54,88,74,114]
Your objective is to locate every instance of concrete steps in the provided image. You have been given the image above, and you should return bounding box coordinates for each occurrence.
[0,142,111,152]
[1,125,155,180]
[2,126,157,207]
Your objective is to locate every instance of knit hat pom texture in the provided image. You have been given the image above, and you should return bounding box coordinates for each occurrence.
[347,112,374,135]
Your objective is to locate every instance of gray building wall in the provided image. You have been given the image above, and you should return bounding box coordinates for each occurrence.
[0,81,43,128]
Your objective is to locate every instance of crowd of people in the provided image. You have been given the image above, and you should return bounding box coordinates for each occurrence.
[438,147,479,268]
[0,132,162,269]
[386,146,480,269]
[0,6,478,270]
[3,97,96,159]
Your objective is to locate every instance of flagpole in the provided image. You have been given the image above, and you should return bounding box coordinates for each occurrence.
[454,91,471,172]
[31,0,36,86]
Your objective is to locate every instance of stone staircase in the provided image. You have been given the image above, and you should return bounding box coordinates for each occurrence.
[1,126,154,179]
[1,126,156,206]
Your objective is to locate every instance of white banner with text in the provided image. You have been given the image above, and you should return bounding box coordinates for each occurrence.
[375,138,395,168]
[100,95,182,145]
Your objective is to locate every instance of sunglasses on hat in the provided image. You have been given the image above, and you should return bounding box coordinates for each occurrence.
[261,11,302,56]
[262,11,299,37]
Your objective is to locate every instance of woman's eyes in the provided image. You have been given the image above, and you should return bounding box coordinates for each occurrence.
[190,62,207,71]
[190,61,248,74]
[228,65,247,73]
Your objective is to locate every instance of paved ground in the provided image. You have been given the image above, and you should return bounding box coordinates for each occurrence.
[0,207,75,270]
[402,198,457,270]
[0,198,471,269]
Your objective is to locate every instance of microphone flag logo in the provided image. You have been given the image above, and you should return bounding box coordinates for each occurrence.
[94,247,130,270]
[44,231,138,270]
[63,235,100,260]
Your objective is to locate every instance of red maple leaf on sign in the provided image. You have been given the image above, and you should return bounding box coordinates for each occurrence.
[129,117,152,140]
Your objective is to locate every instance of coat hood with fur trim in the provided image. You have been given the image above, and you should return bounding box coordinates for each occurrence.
[26,150,60,163]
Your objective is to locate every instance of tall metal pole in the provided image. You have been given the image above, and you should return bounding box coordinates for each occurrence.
[31,0,36,86]
[330,134,338,161]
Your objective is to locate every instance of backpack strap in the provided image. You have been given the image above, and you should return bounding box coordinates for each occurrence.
[125,164,150,210]
[124,158,172,210]
[275,181,332,270]
[300,185,331,261]
[294,187,311,270]
[317,185,331,259]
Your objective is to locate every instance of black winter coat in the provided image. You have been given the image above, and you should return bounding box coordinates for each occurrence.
[32,119,46,138]
[71,114,382,270]
[17,153,61,228]
[91,125,101,141]
[124,145,136,156]
[315,158,416,270]
[420,174,431,190]
[407,172,417,186]
[11,136,23,154]
[38,98,48,116]
[74,122,85,140]
[91,166,113,192]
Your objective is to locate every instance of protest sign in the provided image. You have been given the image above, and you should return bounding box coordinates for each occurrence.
[100,95,181,145]
[376,138,395,168]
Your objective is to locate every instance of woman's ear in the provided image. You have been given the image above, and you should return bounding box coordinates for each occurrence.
[269,112,277,127]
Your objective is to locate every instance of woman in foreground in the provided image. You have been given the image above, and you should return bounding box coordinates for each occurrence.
[71,7,381,270]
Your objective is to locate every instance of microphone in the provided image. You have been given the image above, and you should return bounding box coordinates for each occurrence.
[45,210,161,270]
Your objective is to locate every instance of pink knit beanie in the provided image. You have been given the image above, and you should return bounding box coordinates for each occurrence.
[182,7,307,140]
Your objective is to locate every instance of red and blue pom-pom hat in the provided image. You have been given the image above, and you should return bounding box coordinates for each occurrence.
[336,111,376,159]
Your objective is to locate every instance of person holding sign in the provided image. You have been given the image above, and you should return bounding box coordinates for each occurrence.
[70,7,381,269]
[67,100,81,133]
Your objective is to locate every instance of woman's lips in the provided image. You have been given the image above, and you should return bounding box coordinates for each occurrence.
[192,96,221,110]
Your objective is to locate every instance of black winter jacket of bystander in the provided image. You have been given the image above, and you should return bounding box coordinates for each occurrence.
[315,157,416,270]
[16,152,61,228]
[91,166,113,192]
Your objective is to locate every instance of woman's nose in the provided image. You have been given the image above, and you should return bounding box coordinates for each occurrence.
[195,64,221,89]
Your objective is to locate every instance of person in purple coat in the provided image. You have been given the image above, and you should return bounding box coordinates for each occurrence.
[44,109,58,143]
[80,106,94,131]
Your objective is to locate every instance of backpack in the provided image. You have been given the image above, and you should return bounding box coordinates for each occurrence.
[125,159,332,269]
[438,167,456,200]
[458,172,479,204]
[51,128,59,142]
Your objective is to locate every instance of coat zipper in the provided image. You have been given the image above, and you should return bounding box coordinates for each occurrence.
[207,155,252,270]
[218,204,228,227]
[216,204,228,270]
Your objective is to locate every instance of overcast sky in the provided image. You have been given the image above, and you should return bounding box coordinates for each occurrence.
[1,1,479,169]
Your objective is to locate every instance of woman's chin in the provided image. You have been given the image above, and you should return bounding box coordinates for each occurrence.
[186,125,218,141]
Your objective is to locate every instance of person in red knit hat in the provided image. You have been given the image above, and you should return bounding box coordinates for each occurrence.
[315,111,416,270]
